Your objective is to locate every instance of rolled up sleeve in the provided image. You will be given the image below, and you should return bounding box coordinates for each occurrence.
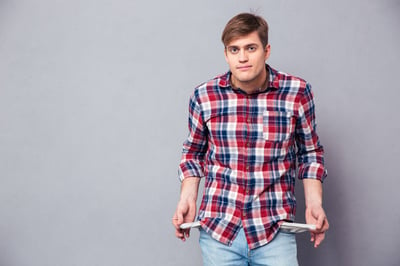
[178,93,208,181]
[295,83,327,182]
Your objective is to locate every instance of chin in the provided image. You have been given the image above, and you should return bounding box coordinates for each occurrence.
[233,72,251,80]
[237,76,255,83]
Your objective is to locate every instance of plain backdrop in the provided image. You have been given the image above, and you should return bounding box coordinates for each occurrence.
[0,0,399,265]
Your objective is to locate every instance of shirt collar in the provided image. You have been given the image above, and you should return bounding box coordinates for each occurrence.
[218,64,280,91]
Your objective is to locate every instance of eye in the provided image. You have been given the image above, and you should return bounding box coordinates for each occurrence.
[247,46,257,52]
[228,47,239,54]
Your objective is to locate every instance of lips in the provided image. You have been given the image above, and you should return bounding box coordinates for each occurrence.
[237,65,252,71]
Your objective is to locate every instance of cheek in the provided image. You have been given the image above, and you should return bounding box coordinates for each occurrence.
[226,60,236,71]
[255,59,266,70]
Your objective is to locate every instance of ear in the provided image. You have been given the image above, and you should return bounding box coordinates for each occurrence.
[264,44,271,61]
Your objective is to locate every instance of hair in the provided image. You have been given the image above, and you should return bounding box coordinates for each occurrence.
[221,13,269,48]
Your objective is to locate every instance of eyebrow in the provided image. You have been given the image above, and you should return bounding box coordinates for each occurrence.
[226,43,259,49]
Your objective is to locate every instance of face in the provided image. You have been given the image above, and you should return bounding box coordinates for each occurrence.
[224,31,270,90]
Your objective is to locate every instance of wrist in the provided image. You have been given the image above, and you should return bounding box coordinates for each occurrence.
[180,191,198,202]
[306,201,323,209]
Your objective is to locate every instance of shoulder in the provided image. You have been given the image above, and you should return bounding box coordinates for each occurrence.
[268,66,315,113]
[269,66,309,93]
[192,71,230,100]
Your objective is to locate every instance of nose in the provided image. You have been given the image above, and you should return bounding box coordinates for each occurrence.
[238,49,248,62]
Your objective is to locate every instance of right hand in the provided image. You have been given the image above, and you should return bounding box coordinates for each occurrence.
[305,204,329,248]
[172,197,197,241]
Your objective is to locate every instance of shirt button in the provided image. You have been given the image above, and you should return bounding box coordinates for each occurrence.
[247,119,251,123]
[246,165,250,170]
[243,212,246,217]
[246,189,250,194]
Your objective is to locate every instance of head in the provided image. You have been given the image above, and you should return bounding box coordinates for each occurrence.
[221,13,269,49]
[221,13,271,91]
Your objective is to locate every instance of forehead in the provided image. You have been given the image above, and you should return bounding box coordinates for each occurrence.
[226,31,262,47]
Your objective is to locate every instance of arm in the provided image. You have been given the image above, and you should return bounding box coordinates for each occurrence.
[303,179,329,248]
[173,92,207,241]
[295,83,327,182]
[172,177,200,241]
[296,83,329,247]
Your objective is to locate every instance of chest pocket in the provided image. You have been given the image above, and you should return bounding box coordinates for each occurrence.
[262,111,294,141]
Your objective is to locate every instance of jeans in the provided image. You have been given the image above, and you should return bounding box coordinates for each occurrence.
[199,227,298,266]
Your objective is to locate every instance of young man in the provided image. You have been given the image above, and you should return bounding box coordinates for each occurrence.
[172,13,329,265]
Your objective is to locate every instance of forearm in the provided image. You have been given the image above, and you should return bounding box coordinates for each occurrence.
[180,176,201,202]
[303,178,329,247]
[173,177,201,241]
[303,179,323,208]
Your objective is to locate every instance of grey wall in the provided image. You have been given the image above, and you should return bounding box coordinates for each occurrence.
[0,0,399,265]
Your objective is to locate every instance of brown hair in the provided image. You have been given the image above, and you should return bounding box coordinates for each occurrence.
[221,13,269,48]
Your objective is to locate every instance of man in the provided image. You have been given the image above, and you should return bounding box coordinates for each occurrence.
[172,13,329,265]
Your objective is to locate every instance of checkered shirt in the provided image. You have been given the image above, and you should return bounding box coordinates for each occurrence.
[178,64,327,249]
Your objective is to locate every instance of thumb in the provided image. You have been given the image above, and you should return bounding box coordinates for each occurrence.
[316,213,324,230]
[176,207,184,225]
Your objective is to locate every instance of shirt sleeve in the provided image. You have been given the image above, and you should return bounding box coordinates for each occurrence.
[178,92,208,181]
[295,83,327,182]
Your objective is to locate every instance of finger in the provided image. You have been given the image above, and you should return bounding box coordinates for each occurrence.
[175,227,184,239]
[185,228,191,239]
[172,214,186,240]
[322,218,330,231]
[172,211,181,226]
[317,217,329,233]
[175,225,188,241]
[314,232,325,248]
[172,217,180,230]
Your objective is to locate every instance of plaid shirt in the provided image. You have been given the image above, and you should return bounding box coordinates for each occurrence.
[178,64,326,249]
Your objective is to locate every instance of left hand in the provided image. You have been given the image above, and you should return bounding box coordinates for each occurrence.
[305,205,329,248]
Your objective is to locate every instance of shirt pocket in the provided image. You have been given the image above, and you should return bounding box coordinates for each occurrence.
[262,111,294,141]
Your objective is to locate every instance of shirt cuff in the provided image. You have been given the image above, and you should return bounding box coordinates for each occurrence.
[178,163,205,182]
[297,162,327,182]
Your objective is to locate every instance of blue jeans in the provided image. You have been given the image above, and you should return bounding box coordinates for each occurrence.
[199,227,298,266]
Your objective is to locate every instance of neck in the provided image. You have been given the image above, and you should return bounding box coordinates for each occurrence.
[231,68,269,94]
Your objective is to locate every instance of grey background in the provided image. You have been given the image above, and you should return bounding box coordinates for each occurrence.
[0,0,399,265]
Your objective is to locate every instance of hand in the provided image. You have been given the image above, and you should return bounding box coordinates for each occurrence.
[305,205,329,248]
[172,197,197,242]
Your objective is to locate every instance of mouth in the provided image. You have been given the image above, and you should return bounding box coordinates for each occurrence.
[237,65,252,71]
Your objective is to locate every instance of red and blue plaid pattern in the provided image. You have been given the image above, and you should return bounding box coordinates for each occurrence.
[178,64,327,249]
